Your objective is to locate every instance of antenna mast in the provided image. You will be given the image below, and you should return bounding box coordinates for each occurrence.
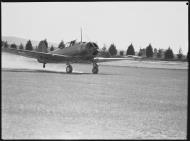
[80,28,82,43]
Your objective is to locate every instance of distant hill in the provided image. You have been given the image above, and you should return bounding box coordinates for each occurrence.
[2,36,58,48]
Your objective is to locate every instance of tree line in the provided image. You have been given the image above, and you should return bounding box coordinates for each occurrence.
[99,43,188,61]
[1,39,64,52]
[1,39,188,61]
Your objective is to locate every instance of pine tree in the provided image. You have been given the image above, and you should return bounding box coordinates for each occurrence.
[138,48,143,56]
[177,48,183,59]
[126,44,135,55]
[153,48,157,57]
[164,47,174,59]
[10,43,17,49]
[25,40,33,50]
[146,44,153,57]
[37,40,48,52]
[19,43,24,50]
[4,41,8,48]
[120,50,124,56]
[157,49,162,58]
[102,45,106,52]
[50,45,54,51]
[99,45,110,57]
[58,40,65,49]
[44,39,48,48]
[108,43,117,56]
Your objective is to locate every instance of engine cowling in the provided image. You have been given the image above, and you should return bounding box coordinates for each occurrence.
[86,42,99,56]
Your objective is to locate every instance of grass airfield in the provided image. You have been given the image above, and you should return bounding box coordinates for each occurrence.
[2,52,188,139]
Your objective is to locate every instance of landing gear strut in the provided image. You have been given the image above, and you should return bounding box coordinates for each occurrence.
[43,63,46,68]
[66,63,73,73]
[92,62,98,74]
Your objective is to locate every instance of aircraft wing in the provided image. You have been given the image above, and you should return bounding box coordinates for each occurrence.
[94,57,140,63]
[7,48,72,59]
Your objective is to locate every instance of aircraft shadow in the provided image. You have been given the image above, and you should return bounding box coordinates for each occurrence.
[2,68,112,75]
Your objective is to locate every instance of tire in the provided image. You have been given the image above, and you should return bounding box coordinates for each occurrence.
[66,65,73,73]
[92,66,98,74]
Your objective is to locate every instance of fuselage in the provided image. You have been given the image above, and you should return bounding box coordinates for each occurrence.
[37,41,99,63]
[50,42,85,56]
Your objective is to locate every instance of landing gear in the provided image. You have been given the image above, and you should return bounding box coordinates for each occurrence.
[43,63,46,68]
[92,62,98,74]
[66,65,73,73]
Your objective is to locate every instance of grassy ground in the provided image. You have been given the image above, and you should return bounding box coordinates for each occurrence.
[2,64,187,139]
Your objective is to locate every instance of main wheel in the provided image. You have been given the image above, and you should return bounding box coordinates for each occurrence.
[66,65,73,73]
[92,66,98,74]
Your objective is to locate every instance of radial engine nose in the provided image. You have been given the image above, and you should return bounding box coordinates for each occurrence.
[86,42,99,56]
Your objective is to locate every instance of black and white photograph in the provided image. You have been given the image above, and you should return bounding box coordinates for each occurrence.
[1,1,188,139]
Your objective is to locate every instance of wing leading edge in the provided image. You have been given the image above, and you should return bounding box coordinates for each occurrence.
[94,57,139,63]
[8,48,72,59]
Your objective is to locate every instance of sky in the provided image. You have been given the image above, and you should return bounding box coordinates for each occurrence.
[1,2,188,54]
